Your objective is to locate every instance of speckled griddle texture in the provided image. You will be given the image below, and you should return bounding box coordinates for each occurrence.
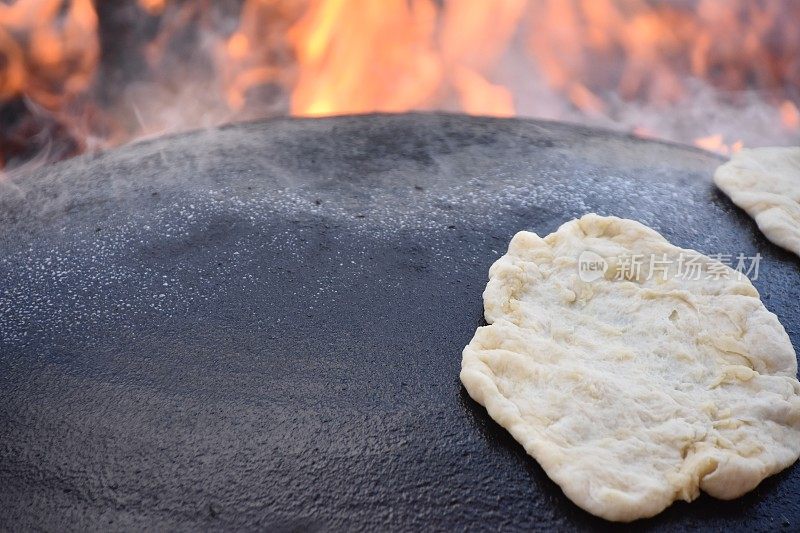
[1,114,798,531]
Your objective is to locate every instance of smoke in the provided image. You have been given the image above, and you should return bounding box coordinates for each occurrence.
[1,0,798,174]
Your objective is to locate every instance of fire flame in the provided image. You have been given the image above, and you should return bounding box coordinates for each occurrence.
[1,0,799,170]
[0,0,97,106]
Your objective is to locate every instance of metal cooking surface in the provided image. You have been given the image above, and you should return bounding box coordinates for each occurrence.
[1,113,798,531]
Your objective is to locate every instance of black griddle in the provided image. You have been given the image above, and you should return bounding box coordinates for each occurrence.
[1,113,798,531]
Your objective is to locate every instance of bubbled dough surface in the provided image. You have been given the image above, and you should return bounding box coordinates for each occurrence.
[460,214,800,522]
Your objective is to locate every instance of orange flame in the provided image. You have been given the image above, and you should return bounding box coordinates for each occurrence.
[288,0,442,116]
[139,0,165,16]
[0,0,98,107]
[1,0,799,169]
[285,0,525,118]
[694,134,744,156]
[780,100,800,131]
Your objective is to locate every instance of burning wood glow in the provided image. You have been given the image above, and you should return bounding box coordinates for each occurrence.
[0,0,798,171]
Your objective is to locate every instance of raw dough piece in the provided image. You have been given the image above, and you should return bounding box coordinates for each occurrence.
[460,214,800,522]
[714,147,800,257]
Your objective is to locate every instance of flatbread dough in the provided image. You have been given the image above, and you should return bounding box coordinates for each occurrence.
[460,214,800,522]
[714,147,800,257]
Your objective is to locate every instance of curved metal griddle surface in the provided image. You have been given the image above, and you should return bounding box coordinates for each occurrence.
[1,114,798,531]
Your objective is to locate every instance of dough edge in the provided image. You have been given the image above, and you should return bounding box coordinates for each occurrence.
[460,213,800,522]
[714,147,800,258]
